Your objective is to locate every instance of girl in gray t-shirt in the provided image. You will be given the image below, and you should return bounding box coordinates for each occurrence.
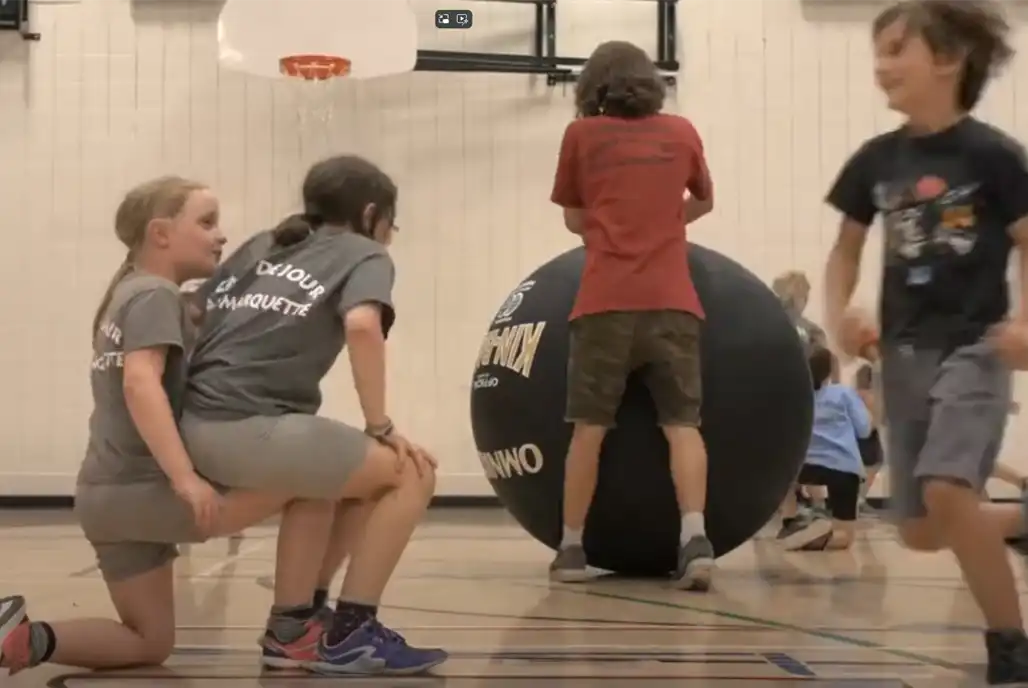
[0,177,302,675]
[179,156,446,675]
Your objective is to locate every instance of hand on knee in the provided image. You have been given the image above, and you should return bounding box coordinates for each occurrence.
[409,460,437,502]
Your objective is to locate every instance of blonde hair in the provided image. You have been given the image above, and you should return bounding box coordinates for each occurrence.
[771,270,811,310]
[92,176,207,336]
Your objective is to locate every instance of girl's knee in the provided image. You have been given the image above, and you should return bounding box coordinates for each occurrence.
[393,456,436,507]
[828,525,855,550]
[407,462,437,502]
[341,441,439,502]
[138,633,175,665]
[120,611,175,664]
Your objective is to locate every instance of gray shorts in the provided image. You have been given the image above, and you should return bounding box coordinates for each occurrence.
[180,412,369,501]
[881,340,1011,520]
[75,482,204,582]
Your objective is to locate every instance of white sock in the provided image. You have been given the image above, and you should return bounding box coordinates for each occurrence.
[680,512,705,543]
[561,526,583,548]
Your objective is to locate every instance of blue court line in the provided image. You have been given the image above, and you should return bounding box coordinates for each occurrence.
[764,652,818,677]
[544,585,966,673]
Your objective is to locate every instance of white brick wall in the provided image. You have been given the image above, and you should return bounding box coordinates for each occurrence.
[0,0,1026,497]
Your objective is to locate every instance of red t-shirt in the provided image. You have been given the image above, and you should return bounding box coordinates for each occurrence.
[550,114,712,321]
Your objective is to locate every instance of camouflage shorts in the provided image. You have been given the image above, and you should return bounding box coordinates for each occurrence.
[566,310,702,428]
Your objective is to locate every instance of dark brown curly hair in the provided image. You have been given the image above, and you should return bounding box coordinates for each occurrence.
[574,41,666,119]
[872,0,1014,111]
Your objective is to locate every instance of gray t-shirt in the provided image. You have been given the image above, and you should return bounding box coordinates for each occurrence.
[185,227,395,420]
[78,273,192,485]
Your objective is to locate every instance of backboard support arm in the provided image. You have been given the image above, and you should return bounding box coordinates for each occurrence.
[414,0,677,88]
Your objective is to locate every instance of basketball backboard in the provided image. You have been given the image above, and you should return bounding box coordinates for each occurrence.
[218,0,418,81]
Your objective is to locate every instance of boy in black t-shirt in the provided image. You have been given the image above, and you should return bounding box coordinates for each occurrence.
[822,1,1028,683]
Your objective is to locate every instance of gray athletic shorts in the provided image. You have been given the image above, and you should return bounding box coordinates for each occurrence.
[180,412,369,501]
[75,482,204,583]
[881,340,1012,520]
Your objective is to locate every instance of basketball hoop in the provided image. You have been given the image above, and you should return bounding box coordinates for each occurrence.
[272,53,352,189]
[279,54,352,81]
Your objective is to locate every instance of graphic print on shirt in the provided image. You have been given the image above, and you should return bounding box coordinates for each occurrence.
[206,259,329,317]
[92,321,125,372]
[873,174,981,272]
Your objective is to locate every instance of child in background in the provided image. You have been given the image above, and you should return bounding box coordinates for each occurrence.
[778,346,871,551]
[854,342,886,512]
[772,270,828,354]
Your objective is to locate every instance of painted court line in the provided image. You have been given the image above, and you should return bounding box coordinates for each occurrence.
[547,585,967,674]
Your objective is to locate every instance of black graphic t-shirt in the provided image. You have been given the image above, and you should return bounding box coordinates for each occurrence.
[826,118,1028,350]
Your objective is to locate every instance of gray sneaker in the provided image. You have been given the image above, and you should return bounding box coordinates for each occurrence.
[549,545,591,583]
[778,515,833,551]
[673,535,715,591]
[776,514,808,540]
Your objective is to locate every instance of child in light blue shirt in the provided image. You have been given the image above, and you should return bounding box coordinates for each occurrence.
[777,346,871,551]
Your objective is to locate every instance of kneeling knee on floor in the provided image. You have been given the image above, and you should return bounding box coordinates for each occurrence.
[128,627,175,665]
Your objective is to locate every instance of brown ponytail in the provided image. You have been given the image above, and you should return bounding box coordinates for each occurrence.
[92,176,207,337]
[282,156,397,242]
[271,213,319,247]
[91,258,135,336]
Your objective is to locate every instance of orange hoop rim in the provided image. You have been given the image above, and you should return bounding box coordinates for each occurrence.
[279,54,352,81]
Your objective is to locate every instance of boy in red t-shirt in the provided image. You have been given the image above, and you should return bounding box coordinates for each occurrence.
[548,40,716,590]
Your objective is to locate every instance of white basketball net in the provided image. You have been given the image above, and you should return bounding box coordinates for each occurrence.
[278,70,349,196]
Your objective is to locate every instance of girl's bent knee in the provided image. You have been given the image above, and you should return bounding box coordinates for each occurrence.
[339,441,405,500]
[140,635,175,665]
[828,527,855,550]
[402,463,437,504]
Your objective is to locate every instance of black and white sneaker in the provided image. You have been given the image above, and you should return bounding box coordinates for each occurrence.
[776,515,805,540]
[674,535,716,592]
[777,515,833,551]
[985,629,1028,684]
[549,545,592,583]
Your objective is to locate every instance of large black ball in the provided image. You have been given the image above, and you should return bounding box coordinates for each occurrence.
[469,245,812,576]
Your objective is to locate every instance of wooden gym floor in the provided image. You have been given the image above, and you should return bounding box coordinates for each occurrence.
[0,507,1012,687]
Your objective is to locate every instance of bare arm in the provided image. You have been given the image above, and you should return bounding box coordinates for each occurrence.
[683,196,714,225]
[345,304,389,428]
[684,127,714,226]
[551,122,583,236]
[123,348,197,485]
[853,364,877,423]
[563,208,584,235]
[845,388,872,439]
[824,218,869,342]
[1011,219,1028,320]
